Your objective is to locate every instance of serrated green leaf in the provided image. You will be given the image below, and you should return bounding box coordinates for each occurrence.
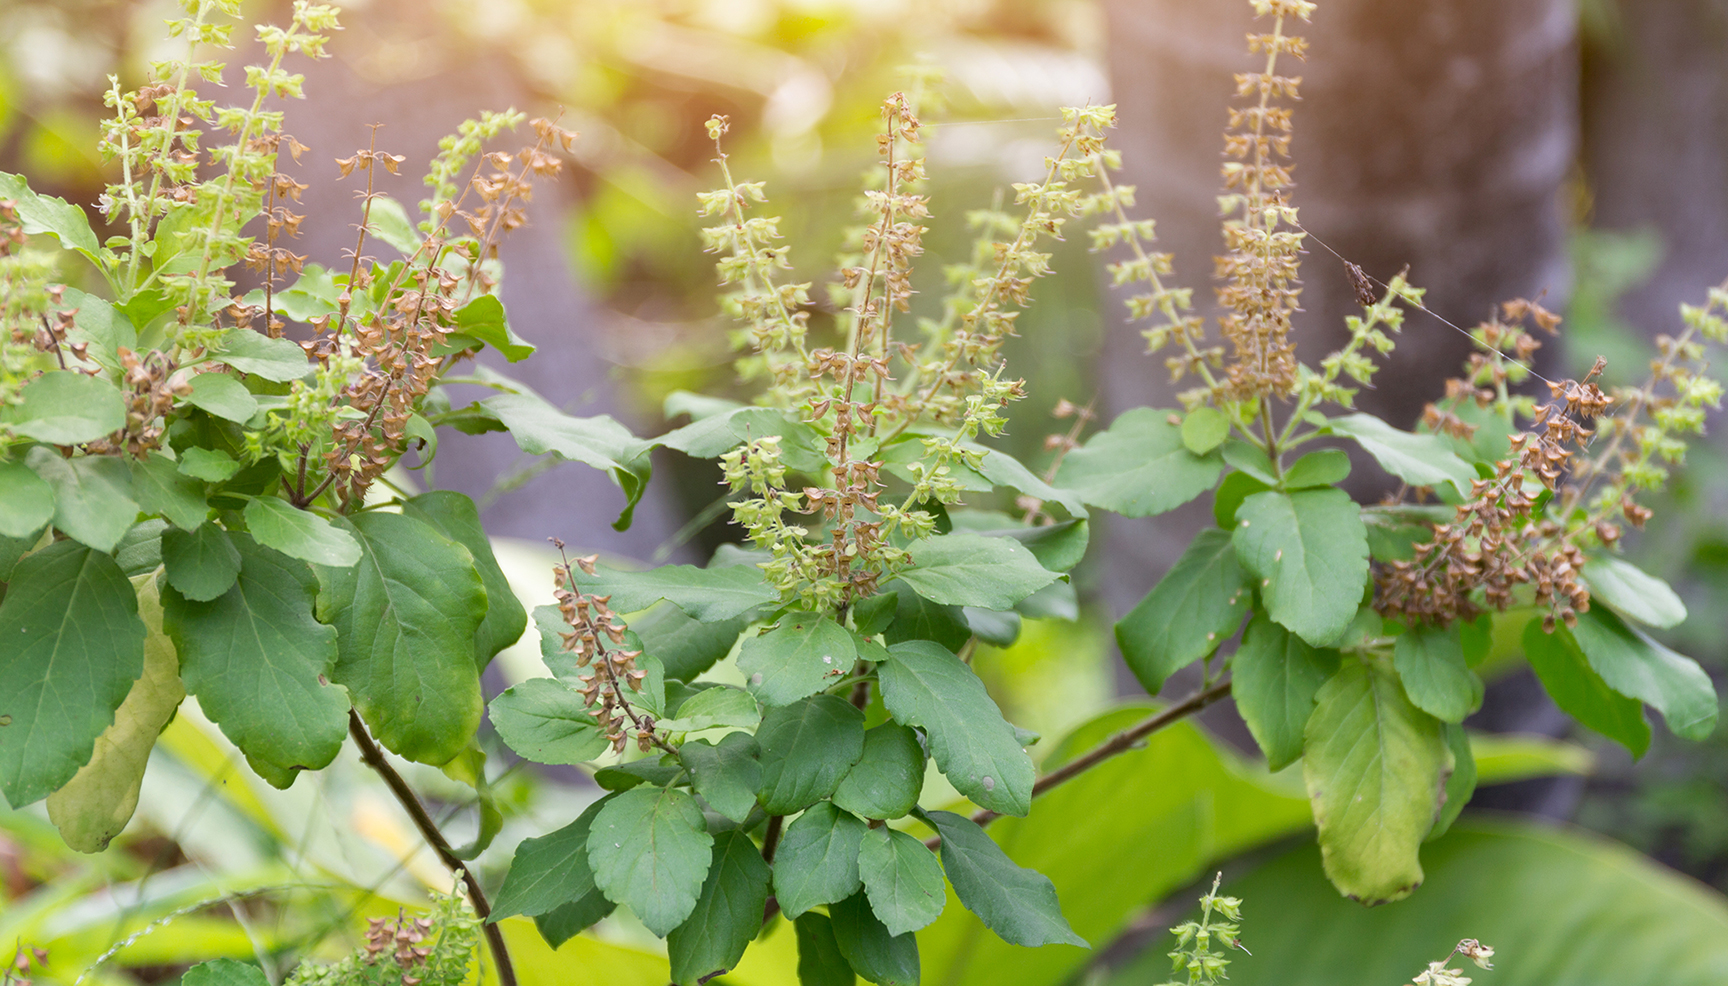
[161,523,241,602]
[316,511,487,764]
[1523,617,1651,756]
[1180,406,1230,455]
[858,826,945,936]
[923,809,1086,948]
[0,171,103,268]
[1212,469,1271,528]
[572,563,776,623]
[829,891,920,986]
[493,796,614,923]
[1303,660,1449,904]
[655,685,760,733]
[739,612,857,706]
[1283,448,1351,489]
[243,497,362,568]
[1570,607,1717,741]
[795,913,858,986]
[455,294,536,362]
[182,372,259,423]
[1116,528,1250,695]
[0,459,55,538]
[1324,414,1476,495]
[111,519,163,576]
[480,391,651,530]
[1056,407,1222,517]
[879,640,1032,817]
[0,542,144,808]
[756,694,865,814]
[774,801,868,918]
[1581,555,1687,629]
[833,723,926,820]
[60,289,135,373]
[45,573,183,852]
[680,731,760,822]
[586,785,714,936]
[1392,623,1483,723]
[177,446,241,482]
[163,535,349,787]
[489,679,608,765]
[130,452,209,530]
[667,829,773,985]
[633,604,746,681]
[28,447,137,553]
[1427,722,1476,842]
[1233,488,1369,647]
[898,534,1057,610]
[402,491,527,667]
[210,327,311,382]
[1232,613,1341,772]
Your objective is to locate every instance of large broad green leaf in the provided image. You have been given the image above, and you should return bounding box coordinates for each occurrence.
[985,519,1089,573]
[1392,622,1484,723]
[1303,660,1450,905]
[756,694,866,814]
[922,809,1084,949]
[795,913,858,986]
[315,511,487,765]
[161,523,242,602]
[181,372,259,423]
[1569,607,1717,741]
[831,891,920,986]
[859,827,947,936]
[833,723,926,820]
[655,685,760,734]
[130,452,209,530]
[587,785,715,937]
[454,294,536,362]
[1105,820,1728,986]
[668,830,774,985]
[968,442,1089,520]
[0,171,103,269]
[1232,488,1368,647]
[883,581,971,652]
[28,447,138,553]
[1116,529,1251,694]
[1581,555,1687,629]
[493,796,615,929]
[880,640,1032,817]
[1324,413,1476,495]
[1231,614,1341,772]
[630,604,747,681]
[1055,408,1223,517]
[0,459,55,538]
[402,491,528,667]
[0,541,145,808]
[739,613,857,706]
[572,563,777,623]
[243,497,362,568]
[898,534,1058,611]
[45,574,183,852]
[163,535,349,788]
[1522,617,1651,757]
[209,327,311,382]
[773,801,869,918]
[680,731,761,823]
[488,679,608,765]
[480,392,652,530]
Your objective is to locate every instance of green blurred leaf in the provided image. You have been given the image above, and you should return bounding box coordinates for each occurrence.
[181,372,259,423]
[178,447,241,483]
[680,731,760,823]
[1522,617,1651,757]
[130,452,209,530]
[1428,722,1475,842]
[1232,613,1341,771]
[456,294,536,362]
[656,685,760,733]
[633,604,747,681]
[756,694,865,815]
[1057,408,1222,517]
[0,171,104,270]
[316,511,487,764]
[1116,528,1250,695]
[1303,660,1449,904]
[668,830,773,985]
[1180,406,1230,455]
[1571,607,1717,740]
[1212,469,1271,528]
[243,497,362,568]
[1282,449,1350,489]
[0,458,55,539]
[489,679,607,765]
[880,640,1032,817]
[572,563,776,623]
[883,582,970,652]
[161,523,241,602]
[795,913,858,986]
[775,801,868,920]
[0,541,145,808]
[833,723,925,821]
[182,958,269,986]
[898,534,1057,610]
[859,826,945,936]
[1393,622,1484,723]
[1233,488,1368,647]
[365,194,422,253]
[163,535,349,788]
[587,785,714,937]
[61,288,136,372]
[28,448,137,553]
[210,327,311,382]
[1581,554,1687,629]
[480,392,650,530]
[739,613,857,707]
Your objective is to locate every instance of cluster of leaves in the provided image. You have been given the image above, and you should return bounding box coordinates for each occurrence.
[1066,0,1721,907]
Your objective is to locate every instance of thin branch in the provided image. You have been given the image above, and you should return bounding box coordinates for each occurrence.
[347,712,517,986]
[761,815,785,864]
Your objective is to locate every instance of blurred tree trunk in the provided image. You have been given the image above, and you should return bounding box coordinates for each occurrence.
[1097,0,1576,606]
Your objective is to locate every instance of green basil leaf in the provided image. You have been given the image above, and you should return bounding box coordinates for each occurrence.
[1056,407,1222,517]
[829,891,920,986]
[923,809,1086,948]
[667,829,773,986]
[130,452,208,530]
[898,533,1057,610]
[1324,413,1476,496]
[1392,622,1484,723]
[773,801,868,918]
[1522,617,1650,757]
[1570,607,1717,741]
[161,523,242,602]
[488,679,608,765]
[0,458,55,539]
[1233,488,1369,647]
[680,731,761,823]
[243,497,362,568]
[858,826,946,936]
[1580,555,1687,629]
[210,327,311,382]
[28,447,138,553]
[493,796,614,921]
[739,612,857,707]
[1231,613,1341,772]
[794,913,857,986]
[586,785,714,937]
[880,640,1033,817]
[402,491,527,668]
[572,562,777,623]
[833,723,926,820]
[756,694,866,814]
[1116,528,1250,695]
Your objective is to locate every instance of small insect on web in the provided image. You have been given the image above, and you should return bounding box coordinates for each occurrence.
[1345,260,1377,308]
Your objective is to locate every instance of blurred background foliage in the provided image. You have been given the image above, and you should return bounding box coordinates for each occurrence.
[4,0,1728,983]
